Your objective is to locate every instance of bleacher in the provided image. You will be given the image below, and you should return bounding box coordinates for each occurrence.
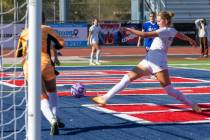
[165,0,210,23]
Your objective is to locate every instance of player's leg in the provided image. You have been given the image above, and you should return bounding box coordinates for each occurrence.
[155,69,202,112]
[200,37,204,57]
[90,45,96,65]
[42,64,65,128]
[92,64,150,105]
[41,79,59,135]
[95,44,101,65]
[45,79,57,117]
[203,37,208,57]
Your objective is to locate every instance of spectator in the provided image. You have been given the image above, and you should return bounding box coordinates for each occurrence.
[195,18,208,58]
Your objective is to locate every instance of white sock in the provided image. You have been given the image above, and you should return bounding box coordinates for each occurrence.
[96,50,101,63]
[90,52,94,63]
[164,84,193,107]
[48,93,57,117]
[103,75,130,101]
[41,99,55,124]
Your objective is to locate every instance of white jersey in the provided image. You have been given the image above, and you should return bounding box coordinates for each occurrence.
[89,24,101,44]
[195,19,208,37]
[140,27,177,73]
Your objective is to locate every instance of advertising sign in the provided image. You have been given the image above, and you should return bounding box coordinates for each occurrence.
[0,24,25,48]
[50,23,88,47]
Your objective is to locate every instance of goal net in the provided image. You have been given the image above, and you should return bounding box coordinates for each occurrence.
[0,0,41,139]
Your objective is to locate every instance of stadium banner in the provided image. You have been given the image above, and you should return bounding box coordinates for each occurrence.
[120,23,142,46]
[99,23,142,46]
[49,23,88,48]
[0,24,25,48]
[173,23,196,46]
[99,23,121,46]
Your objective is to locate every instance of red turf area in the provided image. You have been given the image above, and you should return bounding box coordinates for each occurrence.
[58,86,210,97]
[102,104,210,123]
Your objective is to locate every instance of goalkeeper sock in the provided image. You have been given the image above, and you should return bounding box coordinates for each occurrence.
[41,98,55,124]
[48,93,57,116]
[164,84,193,107]
[103,75,130,101]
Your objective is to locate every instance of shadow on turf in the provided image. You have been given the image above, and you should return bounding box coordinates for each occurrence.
[54,121,210,139]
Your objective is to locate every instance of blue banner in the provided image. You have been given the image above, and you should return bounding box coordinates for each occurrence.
[49,23,88,48]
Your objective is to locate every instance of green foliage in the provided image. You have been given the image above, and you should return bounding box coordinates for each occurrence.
[69,0,131,22]
[1,0,131,23]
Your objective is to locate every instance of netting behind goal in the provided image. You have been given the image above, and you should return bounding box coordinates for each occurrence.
[0,0,28,139]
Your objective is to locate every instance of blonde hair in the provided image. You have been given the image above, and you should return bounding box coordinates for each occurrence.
[158,11,175,25]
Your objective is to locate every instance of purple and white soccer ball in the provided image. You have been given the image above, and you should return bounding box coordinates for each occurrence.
[70,83,86,98]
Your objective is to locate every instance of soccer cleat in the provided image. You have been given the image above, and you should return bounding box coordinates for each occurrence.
[95,61,101,65]
[57,120,65,128]
[203,55,208,58]
[91,96,106,106]
[192,104,202,113]
[89,62,96,66]
[50,118,59,135]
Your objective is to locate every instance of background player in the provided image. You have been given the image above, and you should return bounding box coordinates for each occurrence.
[88,18,102,65]
[16,13,65,135]
[137,12,159,52]
[92,11,202,113]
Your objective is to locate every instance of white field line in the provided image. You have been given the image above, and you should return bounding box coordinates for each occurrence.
[83,103,210,125]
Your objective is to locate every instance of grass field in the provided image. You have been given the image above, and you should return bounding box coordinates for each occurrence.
[59,59,210,70]
[4,58,210,70]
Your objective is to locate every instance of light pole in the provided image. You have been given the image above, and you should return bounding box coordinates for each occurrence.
[53,0,56,23]
[98,0,101,20]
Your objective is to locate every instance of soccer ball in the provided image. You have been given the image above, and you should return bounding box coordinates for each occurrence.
[70,83,86,98]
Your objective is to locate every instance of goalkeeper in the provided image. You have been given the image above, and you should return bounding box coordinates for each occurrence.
[16,12,64,135]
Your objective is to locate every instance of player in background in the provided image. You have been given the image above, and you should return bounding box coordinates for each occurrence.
[137,12,159,52]
[88,18,102,65]
[195,18,208,58]
[16,13,65,135]
[92,11,202,113]
[137,12,159,79]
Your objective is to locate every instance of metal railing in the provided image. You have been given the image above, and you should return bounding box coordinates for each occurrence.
[145,0,166,13]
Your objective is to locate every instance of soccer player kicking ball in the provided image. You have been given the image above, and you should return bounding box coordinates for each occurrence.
[92,11,202,113]
[16,13,65,135]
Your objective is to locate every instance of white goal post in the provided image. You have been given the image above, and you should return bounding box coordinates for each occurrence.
[28,0,41,140]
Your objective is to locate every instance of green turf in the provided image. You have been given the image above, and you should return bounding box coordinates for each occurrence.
[4,59,210,70]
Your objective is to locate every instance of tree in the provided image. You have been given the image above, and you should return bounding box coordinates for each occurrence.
[1,0,131,23]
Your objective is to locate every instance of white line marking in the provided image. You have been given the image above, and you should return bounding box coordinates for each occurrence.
[83,103,210,125]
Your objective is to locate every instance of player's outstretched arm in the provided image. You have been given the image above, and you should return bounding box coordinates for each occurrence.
[123,27,158,38]
[175,32,197,48]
